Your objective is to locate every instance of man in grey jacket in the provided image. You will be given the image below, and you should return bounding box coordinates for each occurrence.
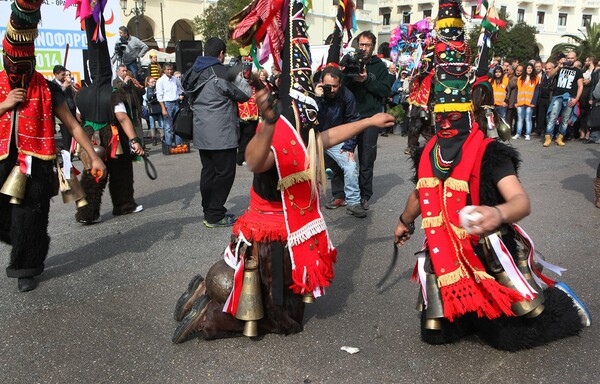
[182,37,252,228]
[111,26,149,80]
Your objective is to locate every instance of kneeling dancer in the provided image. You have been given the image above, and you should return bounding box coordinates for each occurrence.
[172,0,394,342]
[393,0,591,351]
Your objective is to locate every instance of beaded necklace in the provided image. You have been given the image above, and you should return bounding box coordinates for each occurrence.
[433,142,453,174]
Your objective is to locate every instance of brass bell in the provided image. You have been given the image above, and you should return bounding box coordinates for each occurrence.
[205,259,234,304]
[235,264,264,337]
[415,289,424,312]
[494,257,545,318]
[497,118,512,142]
[115,141,124,156]
[302,293,315,304]
[0,165,27,205]
[81,145,107,170]
[58,166,88,208]
[423,272,445,329]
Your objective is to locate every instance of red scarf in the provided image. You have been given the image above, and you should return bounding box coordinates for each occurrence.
[0,71,55,160]
[417,129,524,321]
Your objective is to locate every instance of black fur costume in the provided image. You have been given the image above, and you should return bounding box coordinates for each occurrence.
[0,143,54,278]
[74,16,139,222]
[411,142,583,351]
[0,0,58,280]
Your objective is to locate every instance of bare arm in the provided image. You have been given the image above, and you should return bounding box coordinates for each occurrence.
[320,112,395,149]
[54,103,106,178]
[244,89,278,173]
[115,111,145,156]
[467,175,531,235]
[394,189,421,246]
[569,78,584,107]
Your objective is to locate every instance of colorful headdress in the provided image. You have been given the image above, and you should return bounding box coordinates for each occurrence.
[231,0,324,190]
[323,0,356,67]
[66,0,115,126]
[2,0,43,89]
[429,0,473,179]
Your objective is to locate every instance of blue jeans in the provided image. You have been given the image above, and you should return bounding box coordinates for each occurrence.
[149,114,164,129]
[496,106,507,121]
[126,62,139,79]
[546,95,573,137]
[326,143,361,206]
[516,106,533,136]
[163,101,183,146]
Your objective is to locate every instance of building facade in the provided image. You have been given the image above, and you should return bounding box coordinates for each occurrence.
[376,0,600,61]
[122,1,598,61]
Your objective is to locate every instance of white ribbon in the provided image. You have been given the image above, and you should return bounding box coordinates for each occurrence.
[61,150,72,179]
[24,155,32,176]
[488,233,537,299]
[416,251,428,308]
[513,224,567,287]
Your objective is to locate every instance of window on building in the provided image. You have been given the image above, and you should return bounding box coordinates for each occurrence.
[471,5,477,17]
[355,0,363,10]
[559,13,568,26]
[517,9,525,23]
[383,13,390,26]
[423,9,432,19]
[403,12,411,24]
[583,14,592,27]
[500,6,507,15]
[537,11,545,24]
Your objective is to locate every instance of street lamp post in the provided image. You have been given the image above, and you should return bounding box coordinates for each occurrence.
[119,0,146,38]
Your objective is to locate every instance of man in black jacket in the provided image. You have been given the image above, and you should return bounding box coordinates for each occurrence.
[344,31,394,210]
[316,66,364,217]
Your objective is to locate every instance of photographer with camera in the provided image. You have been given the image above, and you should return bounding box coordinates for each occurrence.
[111,26,148,80]
[343,31,394,210]
[316,66,364,217]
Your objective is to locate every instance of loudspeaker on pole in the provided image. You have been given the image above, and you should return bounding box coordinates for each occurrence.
[176,40,203,73]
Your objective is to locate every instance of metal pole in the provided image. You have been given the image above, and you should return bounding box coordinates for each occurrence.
[135,10,141,38]
[160,2,166,52]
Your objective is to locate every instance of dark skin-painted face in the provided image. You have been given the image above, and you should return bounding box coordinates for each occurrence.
[435,111,471,138]
[3,55,35,89]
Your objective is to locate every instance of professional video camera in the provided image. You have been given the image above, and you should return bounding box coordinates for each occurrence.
[114,37,128,57]
[340,49,366,76]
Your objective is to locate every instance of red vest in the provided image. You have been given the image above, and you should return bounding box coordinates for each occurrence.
[0,71,56,161]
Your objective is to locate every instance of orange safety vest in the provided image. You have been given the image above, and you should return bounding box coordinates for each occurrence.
[490,76,508,106]
[516,77,539,107]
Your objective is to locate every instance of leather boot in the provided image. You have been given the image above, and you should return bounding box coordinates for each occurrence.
[595,178,600,209]
[543,134,552,147]
[556,134,566,146]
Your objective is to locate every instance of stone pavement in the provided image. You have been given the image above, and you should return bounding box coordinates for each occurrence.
[1,135,599,383]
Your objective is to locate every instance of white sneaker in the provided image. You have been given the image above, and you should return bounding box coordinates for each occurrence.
[133,204,144,213]
[512,134,520,140]
[525,135,531,141]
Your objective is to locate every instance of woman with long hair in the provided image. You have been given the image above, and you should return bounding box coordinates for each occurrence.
[143,76,164,145]
[489,66,508,120]
[513,63,539,140]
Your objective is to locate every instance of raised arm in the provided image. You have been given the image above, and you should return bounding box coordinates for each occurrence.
[244,89,279,173]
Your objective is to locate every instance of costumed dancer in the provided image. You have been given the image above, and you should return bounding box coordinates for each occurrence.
[0,0,106,291]
[404,28,435,156]
[65,0,145,224]
[393,0,591,351]
[171,0,394,343]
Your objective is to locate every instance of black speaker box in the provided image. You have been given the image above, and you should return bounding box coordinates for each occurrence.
[176,40,203,73]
